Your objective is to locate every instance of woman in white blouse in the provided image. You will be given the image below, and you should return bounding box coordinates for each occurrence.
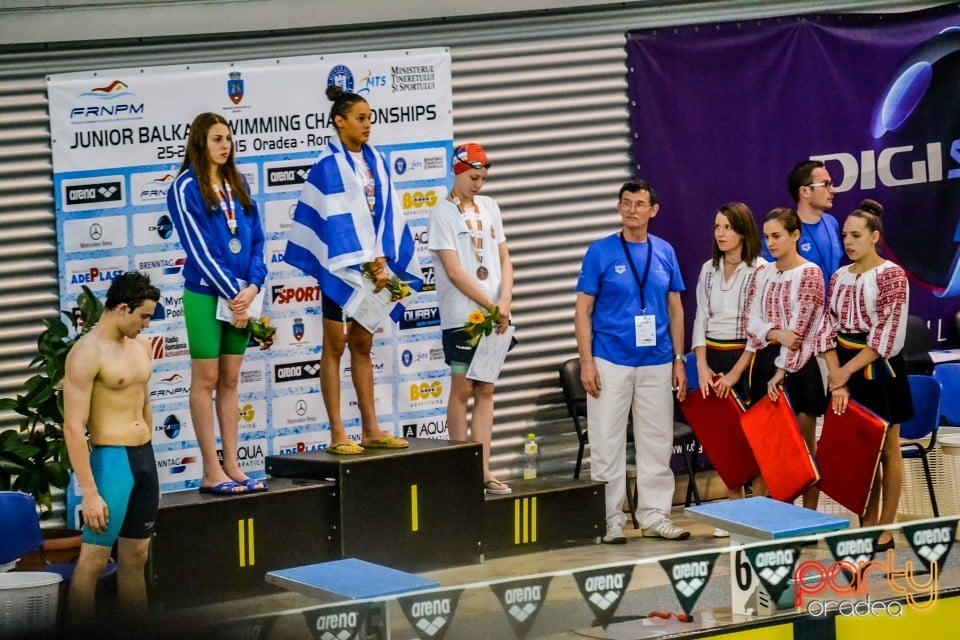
[821,199,912,551]
[692,202,766,536]
[746,207,829,510]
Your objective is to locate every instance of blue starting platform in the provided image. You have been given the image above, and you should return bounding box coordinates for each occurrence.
[686,497,849,617]
[686,496,850,540]
[265,557,439,601]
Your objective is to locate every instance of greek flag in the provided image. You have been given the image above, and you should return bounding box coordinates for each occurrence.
[284,139,423,320]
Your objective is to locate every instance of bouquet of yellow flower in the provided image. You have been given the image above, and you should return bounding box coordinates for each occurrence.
[363,270,413,302]
[248,316,276,350]
[459,307,500,348]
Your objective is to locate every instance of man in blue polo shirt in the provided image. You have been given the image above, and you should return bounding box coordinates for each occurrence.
[763,160,841,287]
[574,180,689,544]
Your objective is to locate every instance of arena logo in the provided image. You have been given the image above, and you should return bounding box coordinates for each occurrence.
[273,359,321,384]
[397,589,463,640]
[271,283,322,305]
[491,578,551,639]
[573,566,635,628]
[265,164,312,189]
[303,603,369,640]
[63,179,125,209]
[744,543,803,604]
[659,553,718,617]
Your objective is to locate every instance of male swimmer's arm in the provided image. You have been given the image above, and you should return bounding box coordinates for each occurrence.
[63,341,109,535]
[574,292,600,398]
[139,336,154,439]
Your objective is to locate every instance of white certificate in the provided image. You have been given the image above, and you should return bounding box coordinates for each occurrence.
[350,279,417,334]
[215,280,265,323]
[467,324,516,383]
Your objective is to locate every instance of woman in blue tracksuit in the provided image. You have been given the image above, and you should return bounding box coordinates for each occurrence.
[167,112,267,495]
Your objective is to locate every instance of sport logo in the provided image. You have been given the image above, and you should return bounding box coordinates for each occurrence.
[64,179,124,208]
[658,553,718,616]
[573,566,634,628]
[903,519,959,572]
[397,589,463,640]
[490,577,551,639]
[274,359,322,384]
[744,543,802,604]
[265,164,312,188]
[302,602,367,640]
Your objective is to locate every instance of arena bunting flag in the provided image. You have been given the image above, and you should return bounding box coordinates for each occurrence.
[902,518,960,574]
[302,603,369,640]
[490,576,552,640]
[571,564,634,629]
[659,552,720,616]
[397,588,464,640]
[743,541,804,606]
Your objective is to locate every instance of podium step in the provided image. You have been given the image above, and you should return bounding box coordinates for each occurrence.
[484,477,605,556]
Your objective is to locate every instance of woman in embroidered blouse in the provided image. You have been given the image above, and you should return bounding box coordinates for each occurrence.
[821,199,911,551]
[746,207,828,510]
[692,203,766,532]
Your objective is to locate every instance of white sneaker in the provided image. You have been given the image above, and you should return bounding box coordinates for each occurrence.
[602,520,627,544]
[642,518,691,540]
[713,528,730,538]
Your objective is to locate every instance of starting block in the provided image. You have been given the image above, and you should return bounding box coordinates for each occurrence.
[266,558,439,639]
[686,497,849,616]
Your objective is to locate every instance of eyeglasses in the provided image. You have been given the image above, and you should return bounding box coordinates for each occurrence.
[454,149,491,170]
[805,181,834,190]
[620,200,651,211]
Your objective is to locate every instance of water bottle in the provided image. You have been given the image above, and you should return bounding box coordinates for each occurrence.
[523,433,539,479]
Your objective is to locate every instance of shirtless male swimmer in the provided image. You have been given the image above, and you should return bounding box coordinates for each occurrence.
[63,271,160,624]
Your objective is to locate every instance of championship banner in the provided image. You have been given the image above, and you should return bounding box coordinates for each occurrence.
[571,564,634,629]
[627,4,960,341]
[46,49,453,491]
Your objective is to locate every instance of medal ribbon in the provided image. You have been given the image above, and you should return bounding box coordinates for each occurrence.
[213,180,236,235]
[453,194,483,264]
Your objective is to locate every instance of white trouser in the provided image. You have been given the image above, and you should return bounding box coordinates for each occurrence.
[587,358,675,530]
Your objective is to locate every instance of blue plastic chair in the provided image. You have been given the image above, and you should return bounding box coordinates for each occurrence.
[0,490,116,580]
[900,375,942,517]
[933,363,960,426]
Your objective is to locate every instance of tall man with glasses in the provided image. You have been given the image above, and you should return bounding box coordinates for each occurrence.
[574,180,690,544]
[763,160,841,286]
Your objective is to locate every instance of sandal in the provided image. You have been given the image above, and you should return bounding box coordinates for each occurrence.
[484,479,512,495]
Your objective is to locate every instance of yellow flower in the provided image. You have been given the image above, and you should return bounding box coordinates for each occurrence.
[468,310,485,324]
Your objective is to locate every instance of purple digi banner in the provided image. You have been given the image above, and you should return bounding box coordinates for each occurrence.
[627,4,960,346]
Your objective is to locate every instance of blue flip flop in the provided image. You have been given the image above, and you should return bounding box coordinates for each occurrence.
[199,480,246,496]
[238,478,267,493]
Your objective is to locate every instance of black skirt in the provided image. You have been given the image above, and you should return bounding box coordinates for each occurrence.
[748,344,827,417]
[836,333,914,425]
[705,338,751,403]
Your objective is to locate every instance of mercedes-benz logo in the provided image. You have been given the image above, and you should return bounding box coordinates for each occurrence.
[89,223,103,240]
[295,399,308,416]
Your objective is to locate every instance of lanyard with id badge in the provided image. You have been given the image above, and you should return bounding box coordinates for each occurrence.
[619,233,656,347]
